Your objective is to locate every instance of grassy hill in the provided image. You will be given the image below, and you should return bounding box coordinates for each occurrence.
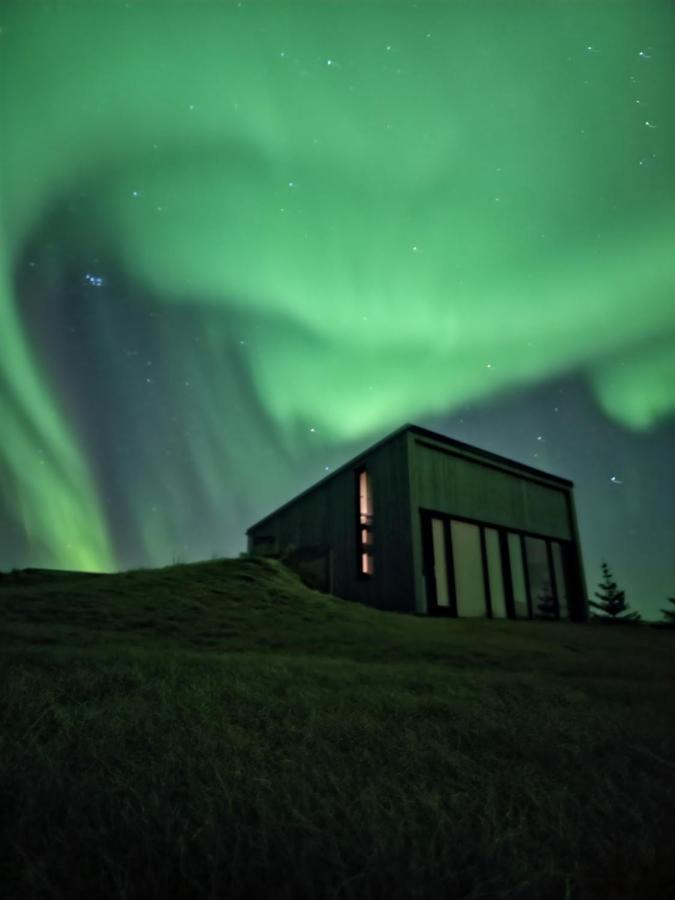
[1,556,673,899]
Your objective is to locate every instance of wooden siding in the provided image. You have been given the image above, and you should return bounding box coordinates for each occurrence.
[247,431,416,613]
[411,439,572,539]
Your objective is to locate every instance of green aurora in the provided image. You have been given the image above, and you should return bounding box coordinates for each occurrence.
[0,2,673,580]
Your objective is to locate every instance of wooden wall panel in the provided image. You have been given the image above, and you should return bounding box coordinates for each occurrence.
[247,431,415,613]
[411,440,572,540]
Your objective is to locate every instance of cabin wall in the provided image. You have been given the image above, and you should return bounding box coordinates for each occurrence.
[408,434,580,616]
[247,431,415,613]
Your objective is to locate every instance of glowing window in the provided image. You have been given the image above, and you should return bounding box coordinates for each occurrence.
[357,468,374,575]
[359,469,373,525]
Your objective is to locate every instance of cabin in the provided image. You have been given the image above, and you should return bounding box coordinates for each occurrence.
[246,423,588,621]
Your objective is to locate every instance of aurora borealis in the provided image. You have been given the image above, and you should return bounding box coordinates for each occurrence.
[1,1,673,618]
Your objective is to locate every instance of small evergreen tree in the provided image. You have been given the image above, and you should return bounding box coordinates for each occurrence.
[588,561,641,624]
[656,595,675,629]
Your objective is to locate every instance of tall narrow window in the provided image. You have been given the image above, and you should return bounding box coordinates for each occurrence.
[450,520,487,616]
[508,532,529,618]
[551,542,570,619]
[525,536,556,619]
[431,517,450,607]
[357,468,374,575]
[484,527,508,618]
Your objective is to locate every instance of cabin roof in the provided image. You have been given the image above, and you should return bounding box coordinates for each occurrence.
[246,422,574,534]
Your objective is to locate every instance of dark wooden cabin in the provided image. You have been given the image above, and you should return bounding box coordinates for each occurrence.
[246,423,588,621]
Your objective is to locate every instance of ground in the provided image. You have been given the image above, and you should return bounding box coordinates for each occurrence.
[1,557,673,899]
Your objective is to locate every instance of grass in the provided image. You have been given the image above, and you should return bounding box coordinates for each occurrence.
[1,555,673,899]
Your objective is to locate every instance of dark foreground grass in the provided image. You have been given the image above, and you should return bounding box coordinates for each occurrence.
[1,557,673,899]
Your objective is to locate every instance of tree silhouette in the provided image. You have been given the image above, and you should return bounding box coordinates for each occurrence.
[654,595,675,629]
[588,561,641,624]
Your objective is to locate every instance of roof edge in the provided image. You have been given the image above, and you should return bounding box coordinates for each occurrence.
[246,422,573,534]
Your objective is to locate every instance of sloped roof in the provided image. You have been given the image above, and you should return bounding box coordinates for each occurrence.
[246,422,573,534]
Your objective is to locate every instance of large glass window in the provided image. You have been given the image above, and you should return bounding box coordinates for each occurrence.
[551,542,569,619]
[424,514,574,623]
[525,536,556,619]
[451,520,487,616]
[431,517,450,607]
[485,527,507,618]
[508,532,529,618]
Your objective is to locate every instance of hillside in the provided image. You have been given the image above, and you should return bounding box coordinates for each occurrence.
[1,554,670,676]
[1,556,674,900]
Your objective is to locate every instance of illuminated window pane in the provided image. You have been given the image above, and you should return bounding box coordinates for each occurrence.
[551,542,569,619]
[359,470,372,521]
[357,469,374,575]
[508,532,529,618]
[451,520,487,617]
[431,517,450,606]
[485,528,507,618]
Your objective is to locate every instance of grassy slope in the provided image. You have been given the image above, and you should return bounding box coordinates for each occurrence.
[1,556,673,900]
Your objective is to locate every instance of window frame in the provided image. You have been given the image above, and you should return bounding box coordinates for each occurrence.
[421,507,575,620]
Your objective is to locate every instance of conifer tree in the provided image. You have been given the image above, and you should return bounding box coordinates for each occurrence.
[656,596,675,628]
[588,561,641,623]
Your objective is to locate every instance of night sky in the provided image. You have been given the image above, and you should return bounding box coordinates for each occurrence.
[1,2,673,620]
